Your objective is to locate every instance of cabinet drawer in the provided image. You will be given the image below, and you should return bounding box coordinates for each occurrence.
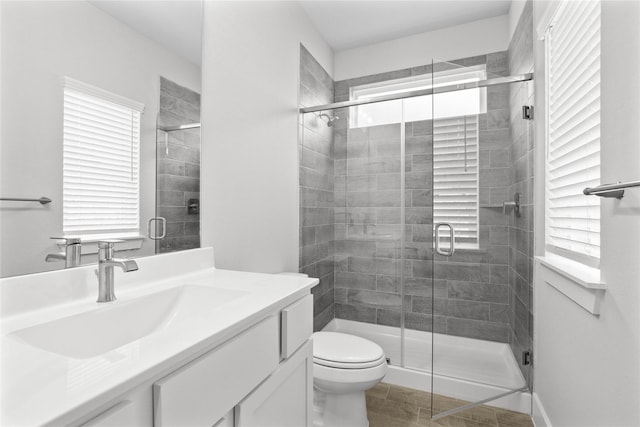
[153,316,279,427]
[280,294,313,359]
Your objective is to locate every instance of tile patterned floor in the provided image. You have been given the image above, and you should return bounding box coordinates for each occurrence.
[366,383,534,427]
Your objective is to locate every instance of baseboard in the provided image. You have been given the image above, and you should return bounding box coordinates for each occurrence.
[532,393,552,427]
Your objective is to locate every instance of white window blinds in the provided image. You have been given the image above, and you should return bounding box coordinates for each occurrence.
[545,1,601,265]
[63,78,144,237]
[433,115,479,247]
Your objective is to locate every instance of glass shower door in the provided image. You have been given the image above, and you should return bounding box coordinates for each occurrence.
[398,64,436,392]
[329,98,405,373]
[429,58,532,419]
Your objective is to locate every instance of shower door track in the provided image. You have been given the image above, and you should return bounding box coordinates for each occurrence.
[299,73,533,114]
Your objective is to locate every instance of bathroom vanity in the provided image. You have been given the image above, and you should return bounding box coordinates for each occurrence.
[0,248,317,426]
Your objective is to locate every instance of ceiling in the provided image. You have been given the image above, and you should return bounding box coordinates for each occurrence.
[86,1,511,64]
[299,1,512,51]
[88,1,202,66]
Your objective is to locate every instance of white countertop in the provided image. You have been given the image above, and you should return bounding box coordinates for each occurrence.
[0,248,317,426]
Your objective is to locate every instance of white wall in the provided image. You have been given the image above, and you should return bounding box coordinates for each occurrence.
[334,15,509,81]
[200,1,333,273]
[533,2,640,426]
[0,1,200,277]
[508,1,527,43]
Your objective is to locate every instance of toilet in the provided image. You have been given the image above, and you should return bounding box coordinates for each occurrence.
[312,331,387,427]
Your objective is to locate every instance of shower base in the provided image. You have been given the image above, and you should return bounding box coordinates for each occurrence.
[322,318,531,414]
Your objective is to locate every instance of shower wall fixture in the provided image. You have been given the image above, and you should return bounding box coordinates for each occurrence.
[318,112,339,127]
[156,77,201,254]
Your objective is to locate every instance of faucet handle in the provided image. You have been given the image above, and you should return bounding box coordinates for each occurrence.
[50,236,82,245]
[98,239,125,261]
[97,239,124,249]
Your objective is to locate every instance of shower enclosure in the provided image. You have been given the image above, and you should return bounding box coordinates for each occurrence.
[300,51,534,418]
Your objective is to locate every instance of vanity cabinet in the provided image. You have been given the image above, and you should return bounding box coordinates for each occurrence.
[234,294,314,427]
[235,340,313,427]
[77,294,313,427]
[154,316,280,426]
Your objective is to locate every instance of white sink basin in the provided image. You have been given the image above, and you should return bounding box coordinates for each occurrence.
[10,285,248,359]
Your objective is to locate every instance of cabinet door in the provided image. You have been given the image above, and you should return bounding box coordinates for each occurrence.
[236,340,312,427]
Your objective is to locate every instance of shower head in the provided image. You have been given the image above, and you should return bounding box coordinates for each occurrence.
[318,112,339,127]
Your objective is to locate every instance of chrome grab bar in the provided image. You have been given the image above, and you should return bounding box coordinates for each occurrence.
[583,180,640,199]
[0,196,51,204]
[147,217,167,240]
[435,223,455,257]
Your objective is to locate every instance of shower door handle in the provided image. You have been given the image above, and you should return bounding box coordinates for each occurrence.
[147,217,166,240]
[435,223,456,256]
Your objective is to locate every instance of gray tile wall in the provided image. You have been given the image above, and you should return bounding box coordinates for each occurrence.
[508,0,535,385]
[299,45,335,331]
[331,54,517,343]
[157,77,201,253]
[332,119,410,329]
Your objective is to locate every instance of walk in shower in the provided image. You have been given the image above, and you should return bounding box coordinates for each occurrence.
[299,42,534,417]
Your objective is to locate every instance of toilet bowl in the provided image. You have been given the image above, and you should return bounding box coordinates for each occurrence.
[312,331,387,427]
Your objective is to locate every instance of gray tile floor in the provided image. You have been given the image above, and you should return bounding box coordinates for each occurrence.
[366,383,534,427]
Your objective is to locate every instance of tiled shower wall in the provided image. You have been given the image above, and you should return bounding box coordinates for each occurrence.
[331,53,517,342]
[331,119,436,331]
[508,0,535,384]
[298,45,335,331]
[156,77,201,253]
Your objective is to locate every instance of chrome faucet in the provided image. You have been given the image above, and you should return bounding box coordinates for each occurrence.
[97,240,138,303]
[46,237,82,268]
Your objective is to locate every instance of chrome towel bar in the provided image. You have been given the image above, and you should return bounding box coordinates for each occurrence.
[0,196,52,204]
[583,180,640,199]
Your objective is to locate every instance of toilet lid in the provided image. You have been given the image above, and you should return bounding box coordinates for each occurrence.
[313,332,385,369]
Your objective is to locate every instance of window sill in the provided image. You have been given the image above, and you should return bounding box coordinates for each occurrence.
[57,234,145,255]
[456,245,482,252]
[535,254,606,315]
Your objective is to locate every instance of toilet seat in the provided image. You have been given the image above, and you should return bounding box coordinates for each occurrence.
[313,332,385,369]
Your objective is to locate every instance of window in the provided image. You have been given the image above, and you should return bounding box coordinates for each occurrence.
[62,78,144,239]
[349,66,485,248]
[545,1,601,266]
[350,66,487,128]
[433,115,479,247]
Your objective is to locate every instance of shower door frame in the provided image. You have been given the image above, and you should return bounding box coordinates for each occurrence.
[299,74,533,114]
